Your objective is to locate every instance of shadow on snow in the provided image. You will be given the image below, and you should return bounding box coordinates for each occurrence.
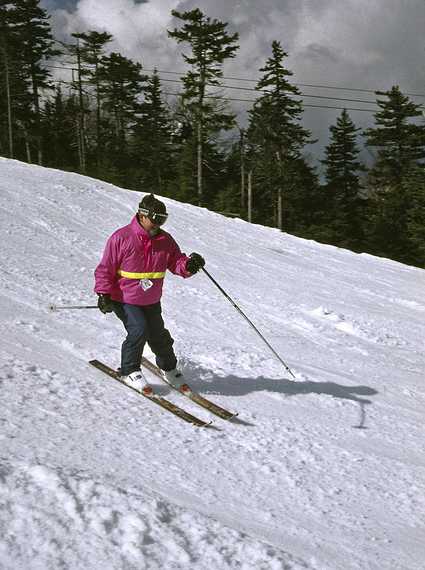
[151,365,378,429]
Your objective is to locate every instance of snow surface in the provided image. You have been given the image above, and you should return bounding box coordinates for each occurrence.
[1,157,424,570]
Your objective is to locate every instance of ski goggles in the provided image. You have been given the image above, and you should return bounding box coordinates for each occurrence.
[138,207,168,226]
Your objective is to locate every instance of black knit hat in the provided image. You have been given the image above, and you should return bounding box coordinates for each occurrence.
[139,193,167,214]
[138,194,168,225]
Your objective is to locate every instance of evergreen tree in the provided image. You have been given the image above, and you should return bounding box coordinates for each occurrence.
[11,0,60,163]
[0,0,59,163]
[322,109,366,249]
[168,8,239,206]
[364,86,425,261]
[285,158,322,235]
[213,137,245,216]
[41,87,80,170]
[247,40,311,229]
[404,165,425,267]
[0,2,15,157]
[71,31,113,173]
[62,35,90,173]
[131,71,175,195]
[171,104,198,204]
[97,51,147,183]
[365,86,425,187]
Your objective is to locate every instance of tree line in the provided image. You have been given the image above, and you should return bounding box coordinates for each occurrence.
[1,1,424,267]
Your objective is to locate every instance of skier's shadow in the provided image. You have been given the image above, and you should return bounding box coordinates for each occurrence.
[170,365,379,429]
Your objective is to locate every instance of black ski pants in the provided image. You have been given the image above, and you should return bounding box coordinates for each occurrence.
[112,301,177,376]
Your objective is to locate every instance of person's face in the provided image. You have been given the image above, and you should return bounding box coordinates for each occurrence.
[139,214,161,236]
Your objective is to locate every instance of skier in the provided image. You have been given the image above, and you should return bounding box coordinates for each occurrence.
[94,193,205,391]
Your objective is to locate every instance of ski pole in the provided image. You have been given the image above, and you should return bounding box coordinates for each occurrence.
[201,267,296,379]
[49,304,98,311]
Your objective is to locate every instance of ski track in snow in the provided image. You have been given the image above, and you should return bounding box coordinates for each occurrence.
[1,157,425,569]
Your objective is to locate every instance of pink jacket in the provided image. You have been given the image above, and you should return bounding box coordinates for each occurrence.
[94,215,191,306]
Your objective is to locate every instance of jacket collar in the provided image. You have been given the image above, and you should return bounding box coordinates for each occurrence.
[130,215,163,239]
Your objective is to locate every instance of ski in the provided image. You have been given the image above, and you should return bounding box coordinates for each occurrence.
[141,356,237,421]
[89,359,213,428]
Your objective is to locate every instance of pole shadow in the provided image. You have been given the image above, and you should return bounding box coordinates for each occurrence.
[179,364,378,429]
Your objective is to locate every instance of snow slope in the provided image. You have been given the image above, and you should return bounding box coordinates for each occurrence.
[1,157,424,570]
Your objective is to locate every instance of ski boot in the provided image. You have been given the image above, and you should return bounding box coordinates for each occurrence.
[122,369,152,394]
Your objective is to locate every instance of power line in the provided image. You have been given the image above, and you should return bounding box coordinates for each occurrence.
[44,63,381,107]
[144,68,425,99]
[157,77,380,107]
[36,62,425,115]
[45,64,77,71]
[40,76,379,113]
[45,61,423,106]
[43,76,378,112]
[43,56,425,100]
[161,91,378,113]
[43,59,425,100]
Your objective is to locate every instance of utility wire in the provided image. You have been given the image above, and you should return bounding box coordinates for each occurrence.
[43,64,382,107]
[42,61,425,99]
[43,63,423,109]
[161,91,378,113]
[143,67,425,99]
[156,77,381,106]
[40,78,378,113]
[35,76,381,113]
[41,77,379,112]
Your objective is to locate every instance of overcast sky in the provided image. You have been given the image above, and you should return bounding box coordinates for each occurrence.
[41,0,425,168]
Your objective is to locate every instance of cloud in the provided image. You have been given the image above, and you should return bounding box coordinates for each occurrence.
[49,0,180,69]
[47,0,425,166]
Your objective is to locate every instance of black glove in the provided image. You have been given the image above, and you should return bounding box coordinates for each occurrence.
[186,252,205,274]
[97,293,113,314]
